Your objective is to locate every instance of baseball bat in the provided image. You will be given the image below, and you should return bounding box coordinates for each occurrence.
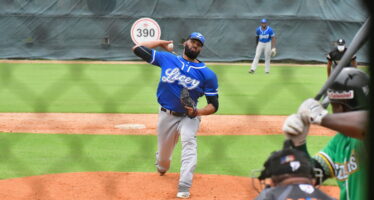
[315,17,371,101]
[283,139,295,149]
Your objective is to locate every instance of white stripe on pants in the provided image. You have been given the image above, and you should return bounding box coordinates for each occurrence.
[251,41,271,73]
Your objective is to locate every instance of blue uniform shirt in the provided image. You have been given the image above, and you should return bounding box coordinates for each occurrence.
[256,26,275,43]
[149,50,219,113]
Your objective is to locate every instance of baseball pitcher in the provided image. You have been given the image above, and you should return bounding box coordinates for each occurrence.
[132,32,219,199]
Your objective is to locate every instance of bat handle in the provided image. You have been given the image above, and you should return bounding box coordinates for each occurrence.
[315,93,323,101]
[283,139,295,149]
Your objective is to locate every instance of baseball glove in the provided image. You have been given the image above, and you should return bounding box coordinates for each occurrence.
[180,88,198,118]
[271,48,277,57]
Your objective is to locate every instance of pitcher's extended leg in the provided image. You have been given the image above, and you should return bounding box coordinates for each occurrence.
[156,111,181,173]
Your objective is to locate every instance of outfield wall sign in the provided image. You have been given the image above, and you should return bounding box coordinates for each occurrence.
[131,17,161,44]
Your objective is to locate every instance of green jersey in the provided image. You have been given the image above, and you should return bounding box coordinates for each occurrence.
[314,133,366,200]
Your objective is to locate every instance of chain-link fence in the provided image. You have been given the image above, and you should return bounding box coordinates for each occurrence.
[0,0,372,199]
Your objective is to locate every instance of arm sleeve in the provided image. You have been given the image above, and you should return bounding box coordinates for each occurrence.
[133,46,153,63]
[134,46,171,67]
[206,95,219,112]
[312,136,338,179]
[311,158,330,184]
[203,72,219,111]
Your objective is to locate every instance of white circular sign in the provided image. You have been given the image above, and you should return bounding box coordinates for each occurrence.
[130,17,161,45]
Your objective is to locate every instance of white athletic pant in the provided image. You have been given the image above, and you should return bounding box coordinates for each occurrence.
[251,41,272,73]
[156,108,200,189]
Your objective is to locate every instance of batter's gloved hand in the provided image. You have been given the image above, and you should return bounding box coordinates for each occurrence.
[271,48,276,57]
[180,88,198,118]
[282,114,310,146]
[297,98,328,125]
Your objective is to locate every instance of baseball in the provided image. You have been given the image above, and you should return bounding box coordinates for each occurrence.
[168,43,174,49]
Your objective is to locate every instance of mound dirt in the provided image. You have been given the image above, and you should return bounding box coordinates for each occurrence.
[0,113,335,136]
[0,172,339,200]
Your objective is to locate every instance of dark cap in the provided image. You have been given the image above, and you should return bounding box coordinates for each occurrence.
[258,148,314,180]
[188,32,205,46]
[337,38,346,46]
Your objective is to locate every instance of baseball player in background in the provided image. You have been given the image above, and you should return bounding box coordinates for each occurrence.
[326,38,357,77]
[132,32,219,199]
[282,68,369,200]
[249,18,276,74]
[322,38,357,108]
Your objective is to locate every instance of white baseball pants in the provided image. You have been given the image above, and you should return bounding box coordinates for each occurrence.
[251,41,272,73]
[156,108,200,190]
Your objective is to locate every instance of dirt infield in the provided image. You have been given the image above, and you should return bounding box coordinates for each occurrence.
[0,113,339,199]
[0,172,338,200]
[0,113,335,136]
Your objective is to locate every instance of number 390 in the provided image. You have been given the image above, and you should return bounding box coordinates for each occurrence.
[137,28,155,37]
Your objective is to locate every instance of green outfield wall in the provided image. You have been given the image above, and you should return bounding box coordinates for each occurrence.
[0,0,369,62]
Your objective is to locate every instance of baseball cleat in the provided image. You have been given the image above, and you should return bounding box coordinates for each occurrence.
[248,69,255,74]
[155,160,166,176]
[176,192,190,199]
[157,167,166,176]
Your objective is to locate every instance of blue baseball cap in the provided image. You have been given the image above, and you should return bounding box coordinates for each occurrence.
[261,18,267,23]
[188,32,205,46]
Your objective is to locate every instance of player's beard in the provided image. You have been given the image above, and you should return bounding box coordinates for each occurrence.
[184,45,200,60]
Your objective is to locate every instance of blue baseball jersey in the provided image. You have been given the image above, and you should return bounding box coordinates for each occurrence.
[149,50,219,113]
[256,26,275,43]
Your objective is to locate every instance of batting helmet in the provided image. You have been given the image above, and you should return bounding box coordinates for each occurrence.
[327,67,369,111]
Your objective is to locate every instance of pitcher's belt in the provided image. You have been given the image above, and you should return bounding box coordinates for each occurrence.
[161,107,185,117]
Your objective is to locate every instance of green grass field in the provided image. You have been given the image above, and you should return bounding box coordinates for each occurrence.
[0,61,355,186]
[0,62,334,114]
[0,133,331,179]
